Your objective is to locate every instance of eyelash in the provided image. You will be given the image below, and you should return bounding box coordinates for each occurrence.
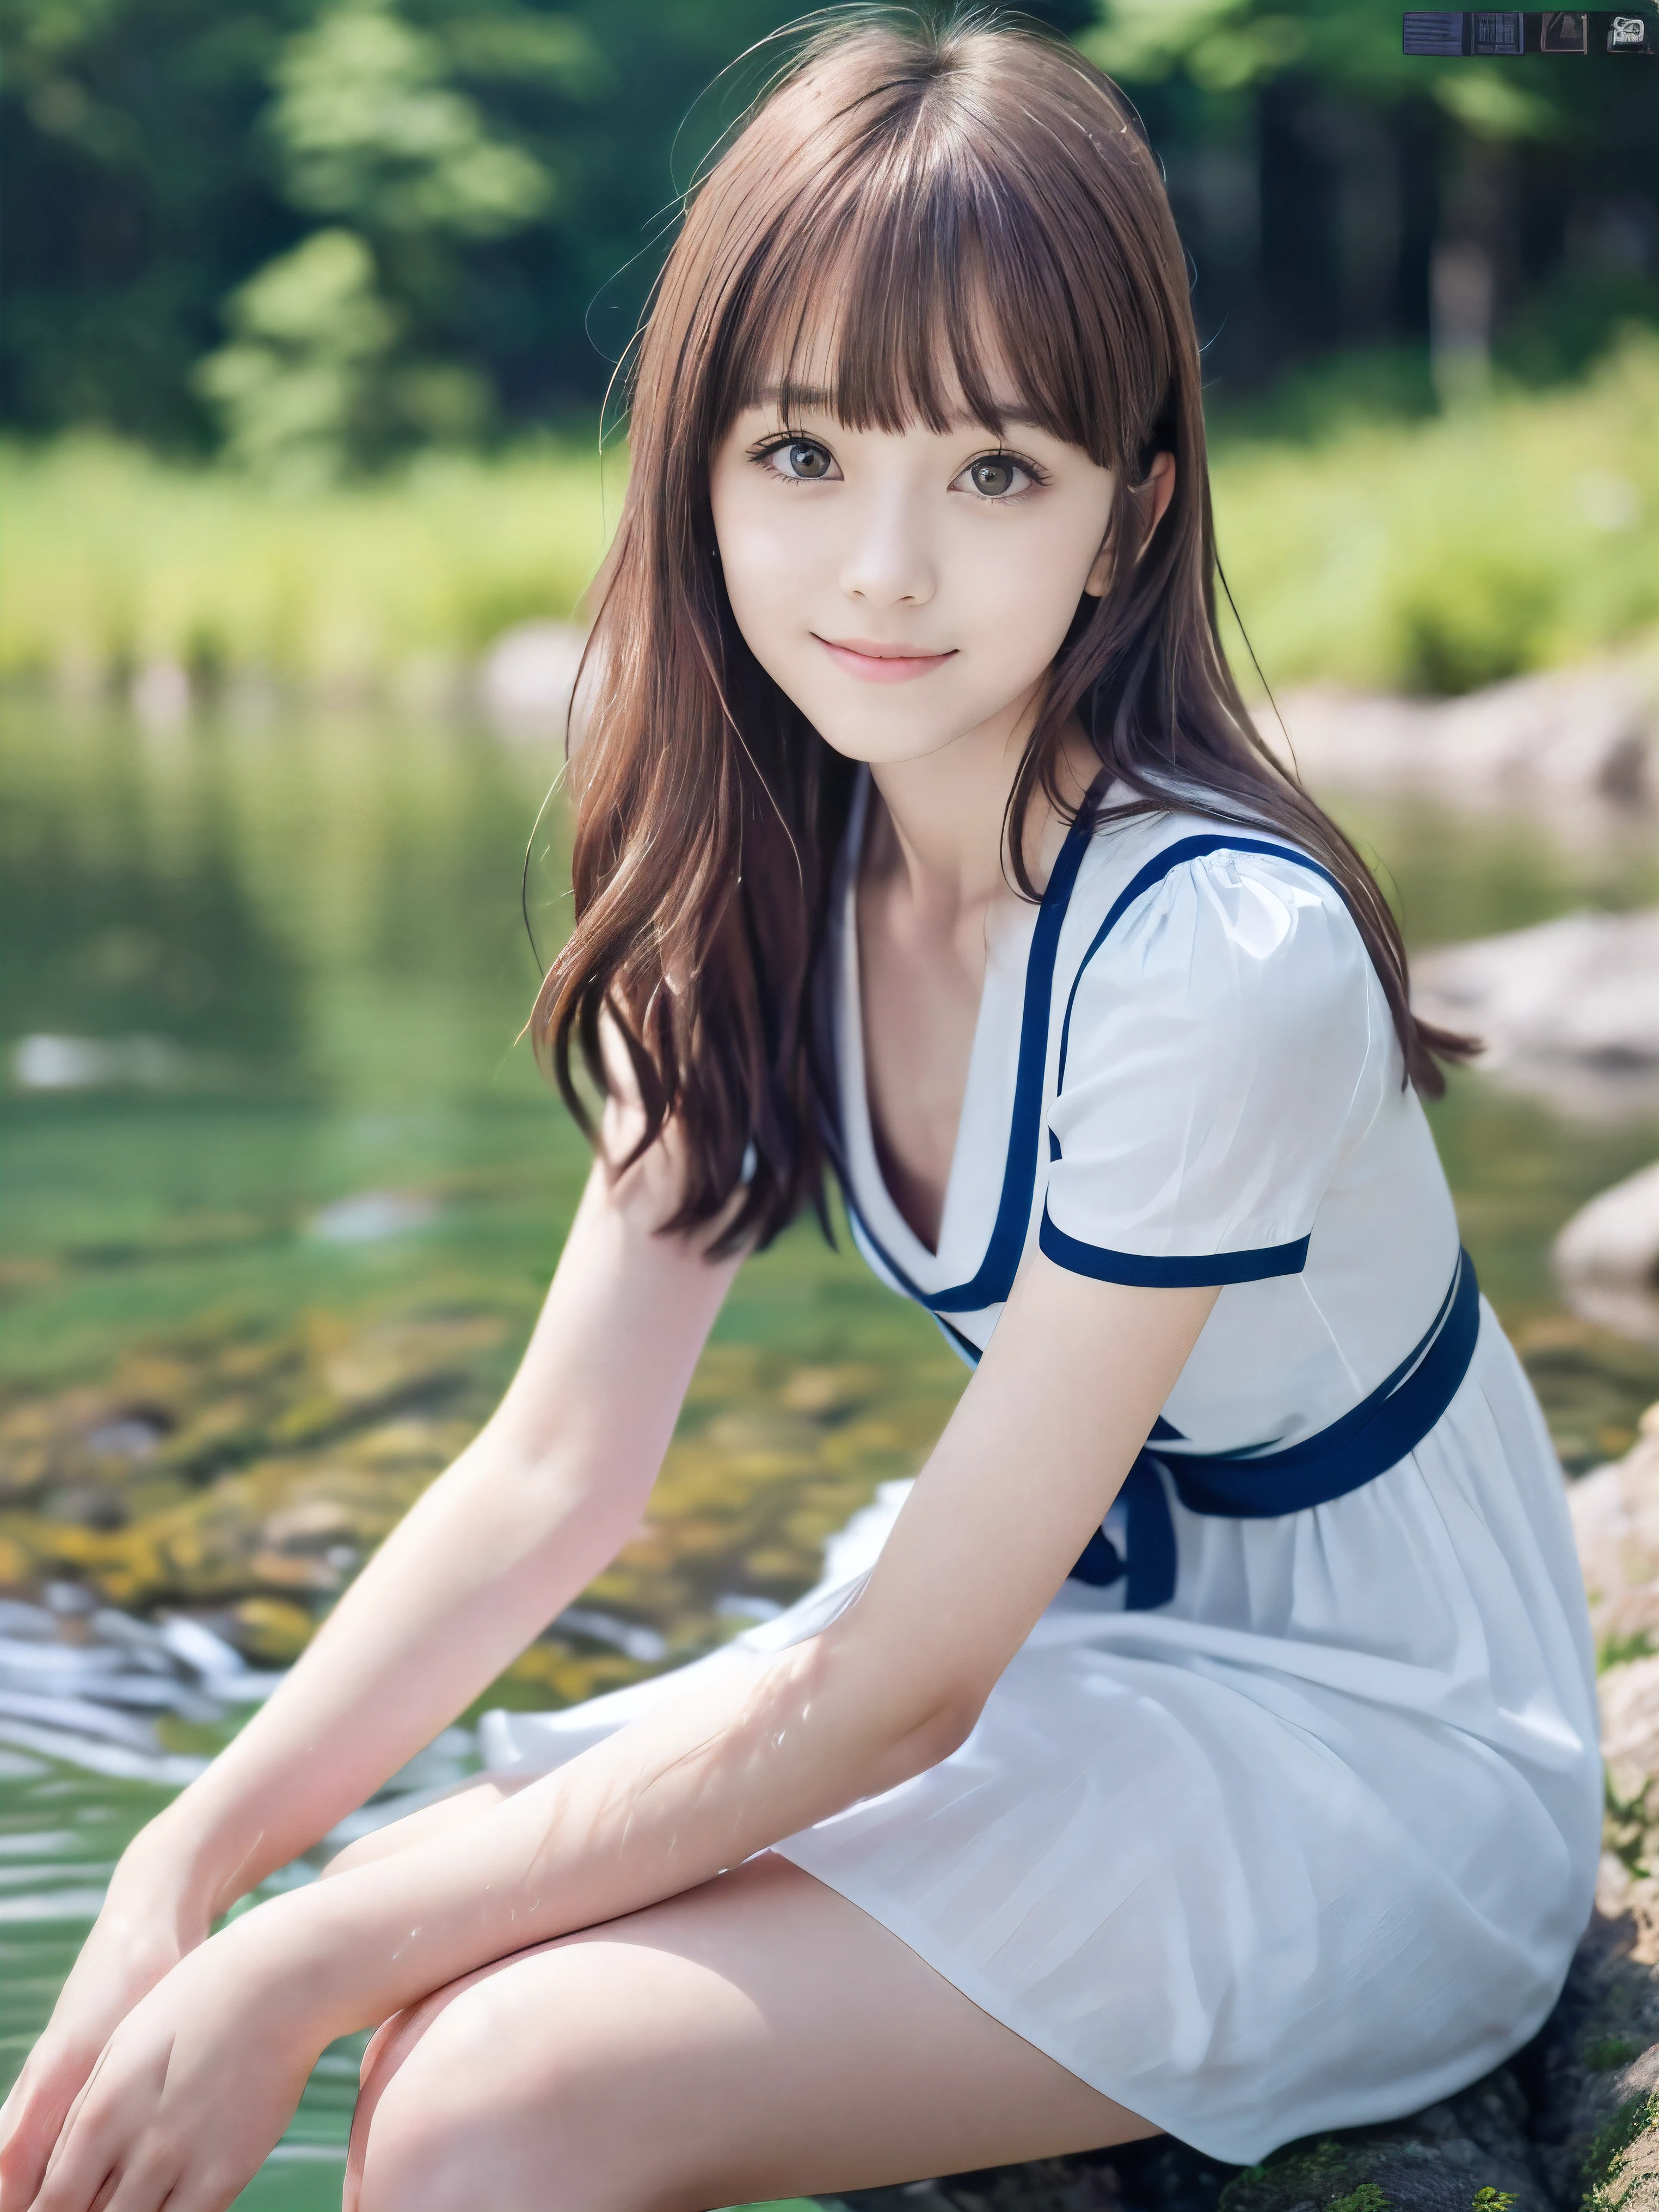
[745,434,1049,500]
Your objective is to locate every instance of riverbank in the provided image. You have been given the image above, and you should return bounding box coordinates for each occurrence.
[1,337,1654,703]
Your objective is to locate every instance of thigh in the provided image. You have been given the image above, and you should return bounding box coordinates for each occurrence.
[347,1852,1153,2212]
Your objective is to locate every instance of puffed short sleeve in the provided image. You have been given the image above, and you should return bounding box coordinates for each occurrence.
[1039,849,1387,1286]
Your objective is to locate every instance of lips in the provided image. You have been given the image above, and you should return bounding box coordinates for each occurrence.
[814,635,958,684]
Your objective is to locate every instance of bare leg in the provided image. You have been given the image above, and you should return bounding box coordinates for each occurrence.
[346,1851,1156,2212]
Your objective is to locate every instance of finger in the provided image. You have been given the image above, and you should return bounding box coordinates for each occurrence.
[0,2086,64,2210]
[101,2153,186,2212]
[32,2053,138,2212]
[151,2160,253,2212]
[30,2119,118,2212]
[0,2045,100,2208]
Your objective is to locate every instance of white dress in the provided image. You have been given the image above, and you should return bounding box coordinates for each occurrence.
[482,782,1601,2165]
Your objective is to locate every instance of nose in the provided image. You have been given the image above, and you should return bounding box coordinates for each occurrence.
[837,484,936,609]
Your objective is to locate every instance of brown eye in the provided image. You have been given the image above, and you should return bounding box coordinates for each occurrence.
[969,456,1019,497]
[786,440,831,478]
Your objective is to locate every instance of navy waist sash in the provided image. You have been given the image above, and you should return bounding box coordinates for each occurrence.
[1071,1246,1482,1610]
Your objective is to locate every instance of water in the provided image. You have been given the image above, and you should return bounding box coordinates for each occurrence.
[1,697,1655,2202]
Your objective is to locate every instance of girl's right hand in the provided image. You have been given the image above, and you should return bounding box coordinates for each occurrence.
[0,1851,207,2211]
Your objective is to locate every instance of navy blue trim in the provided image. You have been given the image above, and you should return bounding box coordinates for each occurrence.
[919,807,1095,1313]
[1054,835,1345,1092]
[841,804,1095,1319]
[933,1314,982,1368]
[844,1188,934,1306]
[1039,1209,1310,1286]
[1162,1245,1479,1513]
[1068,1455,1179,1610]
[1070,1248,1481,1606]
[845,826,1341,1322]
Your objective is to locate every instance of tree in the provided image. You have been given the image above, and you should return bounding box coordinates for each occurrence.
[1083,0,1659,408]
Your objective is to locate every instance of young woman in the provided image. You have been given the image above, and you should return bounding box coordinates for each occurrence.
[0,18,1600,2212]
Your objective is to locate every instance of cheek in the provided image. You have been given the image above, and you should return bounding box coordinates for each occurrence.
[711,493,818,660]
[953,520,1097,667]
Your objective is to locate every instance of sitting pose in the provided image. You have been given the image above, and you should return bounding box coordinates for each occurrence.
[0,19,1599,2212]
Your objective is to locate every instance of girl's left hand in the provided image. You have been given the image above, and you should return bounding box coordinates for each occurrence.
[20,1920,324,2212]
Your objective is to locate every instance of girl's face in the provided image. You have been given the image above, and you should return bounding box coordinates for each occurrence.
[709,380,1120,768]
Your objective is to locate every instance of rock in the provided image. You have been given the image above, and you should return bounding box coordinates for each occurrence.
[307,1191,438,1245]
[828,2073,1547,2212]
[1531,1902,1659,2210]
[1569,1404,1659,1651]
[10,1033,184,1091]
[1557,1168,1659,1345]
[1411,911,1659,1121]
[477,619,587,738]
[834,2136,1232,2212]
[1220,2071,1546,2212]
[1271,659,1658,807]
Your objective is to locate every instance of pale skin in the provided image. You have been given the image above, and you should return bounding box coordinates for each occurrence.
[0,386,1185,2212]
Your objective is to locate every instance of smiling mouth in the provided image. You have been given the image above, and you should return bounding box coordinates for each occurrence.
[814,635,958,684]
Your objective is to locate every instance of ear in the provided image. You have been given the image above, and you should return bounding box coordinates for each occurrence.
[1082,451,1177,599]
[1141,450,1177,546]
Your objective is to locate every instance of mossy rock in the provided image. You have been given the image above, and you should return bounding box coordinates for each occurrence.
[826,2071,1547,2212]
[1215,2073,1546,2212]
[1531,1907,1659,2209]
[1581,2091,1659,2212]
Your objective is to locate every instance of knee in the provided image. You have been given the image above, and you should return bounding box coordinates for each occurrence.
[351,1968,689,2212]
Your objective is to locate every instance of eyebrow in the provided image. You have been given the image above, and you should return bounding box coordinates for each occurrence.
[751,385,1048,433]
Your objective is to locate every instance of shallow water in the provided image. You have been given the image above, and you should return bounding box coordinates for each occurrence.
[1,698,1655,2199]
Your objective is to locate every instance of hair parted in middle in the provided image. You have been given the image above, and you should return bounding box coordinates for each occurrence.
[531,8,1474,1257]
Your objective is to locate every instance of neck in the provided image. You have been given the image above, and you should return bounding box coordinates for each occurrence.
[864,686,1093,923]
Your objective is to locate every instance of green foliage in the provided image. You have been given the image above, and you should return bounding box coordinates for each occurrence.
[1087,0,1621,136]
[1211,333,1659,693]
[271,0,562,238]
[196,231,411,482]
[1327,2186,1393,2212]
[5,334,1656,697]
[4,0,1655,462]
[1471,2192,1515,2212]
[1581,2090,1659,2212]
[0,433,616,687]
[0,0,806,454]
[1586,2039,1649,2074]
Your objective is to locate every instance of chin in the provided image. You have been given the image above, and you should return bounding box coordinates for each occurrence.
[812,715,974,767]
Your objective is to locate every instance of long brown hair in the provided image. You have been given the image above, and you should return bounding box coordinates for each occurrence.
[532,9,1474,1256]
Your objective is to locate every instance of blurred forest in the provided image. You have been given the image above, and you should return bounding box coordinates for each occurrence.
[3,0,1656,480]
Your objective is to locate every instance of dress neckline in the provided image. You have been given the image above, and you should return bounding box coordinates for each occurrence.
[836,770,1093,1306]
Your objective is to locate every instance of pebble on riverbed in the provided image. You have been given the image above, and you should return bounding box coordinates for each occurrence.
[0,1306,960,1747]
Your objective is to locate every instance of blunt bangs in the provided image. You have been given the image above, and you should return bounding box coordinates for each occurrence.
[703,33,1167,469]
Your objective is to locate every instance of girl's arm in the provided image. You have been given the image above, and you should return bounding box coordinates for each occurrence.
[19,1258,1217,2212]
[0,1140,741,2206]
[140,1152,741,1914]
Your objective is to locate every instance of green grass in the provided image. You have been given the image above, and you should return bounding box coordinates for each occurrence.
[0,434,620,694]
[1211,333,1659,695]
[1,335,1656,697]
